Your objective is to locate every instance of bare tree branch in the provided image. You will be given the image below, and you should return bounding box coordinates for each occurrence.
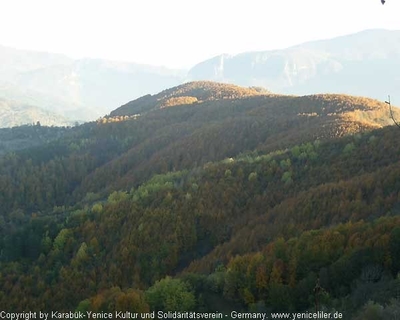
[385,95,400,128]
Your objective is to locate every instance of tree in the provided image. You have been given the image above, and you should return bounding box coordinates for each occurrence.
[354,301,384,320]
[146,277,196,311]
[389,227,400,276]
[385,96,400,128]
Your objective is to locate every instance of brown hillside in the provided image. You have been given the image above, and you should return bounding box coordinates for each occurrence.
[109,81,268,117]
[78,83,400,197]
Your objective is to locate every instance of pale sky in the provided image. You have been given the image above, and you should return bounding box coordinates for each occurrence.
[0,0,399,69]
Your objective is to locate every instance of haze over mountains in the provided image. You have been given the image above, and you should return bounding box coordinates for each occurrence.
[1,29,399,127]
[188,29,400,98]
[0,98,74,128]
[0,46,184,124]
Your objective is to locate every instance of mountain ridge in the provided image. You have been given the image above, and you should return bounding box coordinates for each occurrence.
[1,29,400,127]
[71,81,400,199]
[109,81,271,117]
[188,29,400,99]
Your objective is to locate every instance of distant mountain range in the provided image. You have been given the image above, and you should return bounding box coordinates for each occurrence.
[188,29,400,99]
[0,98,74,128]
[0,45,184,124]
[1,29,399,127]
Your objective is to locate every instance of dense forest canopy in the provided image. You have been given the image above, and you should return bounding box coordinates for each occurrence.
[0,81,400,318]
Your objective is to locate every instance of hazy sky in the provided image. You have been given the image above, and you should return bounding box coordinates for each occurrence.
[0,0,399,69]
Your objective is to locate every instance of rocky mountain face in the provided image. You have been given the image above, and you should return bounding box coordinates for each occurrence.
[188,29,400,100]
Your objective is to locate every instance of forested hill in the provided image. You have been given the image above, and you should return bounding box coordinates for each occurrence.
[0,81,400,317]
[109,81,269,117]
[0,124,72,155]
[0,98,74,128]
[1,82,398,216]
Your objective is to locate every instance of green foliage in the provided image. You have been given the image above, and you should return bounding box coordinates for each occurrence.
[91,203,103,214]
[83,192,101,203]
[280,158,291,169]
[107,191,129,204]
[281,171,292,184]
[354,301,384,320]
[75,299,91,313]
[41,235,52,254]
[248,172,257,182]
[53,228,71,251]
[146,277,196,311]
[75,242,88,261]
[343,142,355,154]
[368,135,377,144]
